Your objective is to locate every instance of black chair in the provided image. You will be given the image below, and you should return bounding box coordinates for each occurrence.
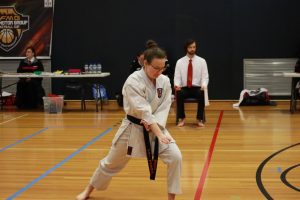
[64,80,86,111]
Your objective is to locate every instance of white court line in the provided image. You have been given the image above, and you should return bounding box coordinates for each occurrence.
[0,114,28,125]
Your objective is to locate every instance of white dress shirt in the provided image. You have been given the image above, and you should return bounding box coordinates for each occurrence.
[174,55,209,88]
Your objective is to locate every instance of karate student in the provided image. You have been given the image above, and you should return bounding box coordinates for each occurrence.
[77,47,182,200]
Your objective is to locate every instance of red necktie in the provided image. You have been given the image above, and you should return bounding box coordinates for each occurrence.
[187,59,193,88]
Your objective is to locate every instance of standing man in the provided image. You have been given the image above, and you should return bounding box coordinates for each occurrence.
[174,39,209,127]
[77,47,182,200]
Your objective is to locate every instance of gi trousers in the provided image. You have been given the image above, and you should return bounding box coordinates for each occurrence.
[90,130,182,194]
[176,87,205,120]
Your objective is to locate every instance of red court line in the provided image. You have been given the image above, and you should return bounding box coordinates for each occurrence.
[194,110,224,200]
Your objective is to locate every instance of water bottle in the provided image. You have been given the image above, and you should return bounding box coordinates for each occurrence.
[84,64,89,73]
[97,63,102,73]
[89,64,93,73]
[92,64,97,73]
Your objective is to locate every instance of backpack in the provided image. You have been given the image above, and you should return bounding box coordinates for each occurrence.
[233,88,272,107]
[240,88,270,106]
[92,84,108,100]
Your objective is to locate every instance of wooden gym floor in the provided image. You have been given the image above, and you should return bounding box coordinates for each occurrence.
[0,101,299,200]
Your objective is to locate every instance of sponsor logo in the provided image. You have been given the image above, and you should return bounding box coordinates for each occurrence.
[0,6,29,52]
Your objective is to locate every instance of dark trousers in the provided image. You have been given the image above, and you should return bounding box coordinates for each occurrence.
[176,87,205,120]
[16,79,45,109]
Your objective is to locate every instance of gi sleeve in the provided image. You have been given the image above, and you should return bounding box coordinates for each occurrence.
[153,77,172,128]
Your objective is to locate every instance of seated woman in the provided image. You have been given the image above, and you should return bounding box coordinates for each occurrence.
[15,46,45,109]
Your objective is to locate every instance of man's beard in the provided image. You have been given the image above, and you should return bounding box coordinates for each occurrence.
[187,50,195,56]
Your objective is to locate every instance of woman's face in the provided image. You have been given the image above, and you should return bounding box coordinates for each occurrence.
[25,49,34,59]
[144,58,166,81]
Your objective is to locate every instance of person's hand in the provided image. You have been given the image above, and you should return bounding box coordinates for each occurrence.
[201,85,207,91]
[157,134,172,144]
[165,132,175,142]
[174,85,181,91]
[140,120,150,131]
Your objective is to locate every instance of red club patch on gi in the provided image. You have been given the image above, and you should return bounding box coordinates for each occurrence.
[157,88,163,98]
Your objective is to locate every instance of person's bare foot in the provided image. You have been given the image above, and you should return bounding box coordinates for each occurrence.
[76,184,94,200]
[168,193,175,200]
[76,191,89,200]
[177,118,185,127]
[197,120,205,127]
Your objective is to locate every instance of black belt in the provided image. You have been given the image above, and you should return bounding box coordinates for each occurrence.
[127,115,159,180]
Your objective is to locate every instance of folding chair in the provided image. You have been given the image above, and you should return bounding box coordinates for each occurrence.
[64,81,86,111]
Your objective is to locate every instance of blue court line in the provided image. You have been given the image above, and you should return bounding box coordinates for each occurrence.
[0,127,49,153]
[6,127,112,200]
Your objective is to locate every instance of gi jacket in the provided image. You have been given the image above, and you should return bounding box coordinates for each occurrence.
[112,68,172,158]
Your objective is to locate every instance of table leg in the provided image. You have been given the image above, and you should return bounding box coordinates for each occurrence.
[290,77,297,113]
[0,77,2,110]
[95,84,99,112]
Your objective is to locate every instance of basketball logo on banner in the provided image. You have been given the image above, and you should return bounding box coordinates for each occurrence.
[0,6,29,52]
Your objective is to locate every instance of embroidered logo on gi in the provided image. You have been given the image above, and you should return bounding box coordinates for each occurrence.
[157,88,163,98]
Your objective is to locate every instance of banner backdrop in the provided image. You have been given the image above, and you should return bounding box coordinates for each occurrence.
[0,0,54,58]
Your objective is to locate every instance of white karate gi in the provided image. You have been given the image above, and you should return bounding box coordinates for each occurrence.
[90,69,182,194]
